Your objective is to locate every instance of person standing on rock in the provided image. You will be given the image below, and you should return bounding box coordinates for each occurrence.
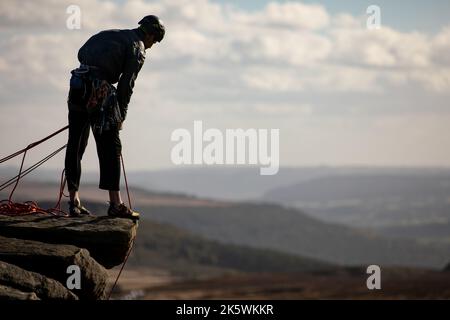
[64,15,165,219]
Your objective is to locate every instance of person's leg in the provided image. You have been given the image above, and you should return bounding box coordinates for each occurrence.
[93,127,122,196]
[65,109,90,206]
[109,190,122,206]
[93,127,139,219]
[69,191,80,205]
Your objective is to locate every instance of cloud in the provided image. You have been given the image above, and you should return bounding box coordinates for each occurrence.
[431,26,450,66]
[233,2,330,30]
[0,0,63,28]
[331,26,431,68]
[1,0,449,94]
[1,0,450,169]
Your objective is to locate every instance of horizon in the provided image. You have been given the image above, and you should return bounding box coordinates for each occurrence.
[4,163,450,174]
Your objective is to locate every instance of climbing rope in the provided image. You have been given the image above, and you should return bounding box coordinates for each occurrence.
[107,237,136,300]
[0,125,137,299]
[0,145,67,192]
[0,126,68,165]
[0,126,69,216]
[121,153,133,210]
[107,153,137,300]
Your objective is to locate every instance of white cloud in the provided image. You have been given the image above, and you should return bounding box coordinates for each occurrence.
[431,26,450,66]
[234,2,330,30]
[410,68,450,92]
[253,103,313,116]
[331,26,431,68]
[0,0,63,28]
[1,0,450,169]
[236,29,332,66]
[242,67,305,92]
[1,0,448,93]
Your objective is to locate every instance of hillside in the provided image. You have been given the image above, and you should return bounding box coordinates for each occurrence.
[263,173,450,243]
[139,203,450,269]
[129,217,334,277]
[264,174,450,203]
[377,223,450,244]
[79,201,333,277]
[3,181,449,270]
[2,183,450,299]
[33,200,334,278]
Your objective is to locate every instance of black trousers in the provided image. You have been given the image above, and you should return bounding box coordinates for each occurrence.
[65,109,122,192]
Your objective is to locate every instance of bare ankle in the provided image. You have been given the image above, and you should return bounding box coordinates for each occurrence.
[70,199,81,206]
[69,191,80,206]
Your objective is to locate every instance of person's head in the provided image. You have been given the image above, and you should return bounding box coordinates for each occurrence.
[138,15,165,49]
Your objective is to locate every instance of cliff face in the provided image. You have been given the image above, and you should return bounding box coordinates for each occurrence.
[0,215,138,300]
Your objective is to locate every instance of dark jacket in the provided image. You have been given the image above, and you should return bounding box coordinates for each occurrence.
[77,28,146,120]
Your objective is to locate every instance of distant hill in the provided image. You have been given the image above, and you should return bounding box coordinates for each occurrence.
[263,173,450,242]
[377,223,450,244]
[264,174,450,203]
[139,202,450,269]
[44,200,332,278]
[4,166,449,201]
[129,216,334,277]
[118,167,450,201]
[3,181,449,270]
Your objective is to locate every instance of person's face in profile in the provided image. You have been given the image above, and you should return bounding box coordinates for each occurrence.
[144,34,157,49]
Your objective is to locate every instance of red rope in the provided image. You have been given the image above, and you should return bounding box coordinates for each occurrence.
[107,153,136,300]
[1,126,138,300]
[120,153,132,210]
[52,169,67,212]
[0,145,67,192]
[107,236,136,300]
[0,126,69,217]
[0,126,68,164]
[46,168,69,216]
[8,149,27,202]
[0,200,51,216]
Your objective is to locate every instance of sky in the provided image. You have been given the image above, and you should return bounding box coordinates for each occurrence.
[213,0,450,33]
[0,0,450,173]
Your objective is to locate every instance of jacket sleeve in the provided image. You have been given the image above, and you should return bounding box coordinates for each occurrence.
[117,43,145,120]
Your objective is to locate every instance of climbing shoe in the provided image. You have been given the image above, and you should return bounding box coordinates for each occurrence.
[108,202,140,220]
[69,201,92,217]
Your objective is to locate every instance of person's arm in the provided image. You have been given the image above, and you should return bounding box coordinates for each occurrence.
[117,43,145,121]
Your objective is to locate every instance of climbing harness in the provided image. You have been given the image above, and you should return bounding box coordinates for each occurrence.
[70,65,123,136]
